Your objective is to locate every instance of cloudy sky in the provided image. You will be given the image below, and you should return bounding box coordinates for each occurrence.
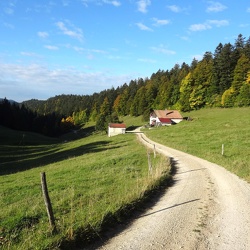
[0,0,249,102]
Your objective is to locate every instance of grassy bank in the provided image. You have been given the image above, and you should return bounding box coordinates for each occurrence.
[0,126,170,249]
[144,107,250,182]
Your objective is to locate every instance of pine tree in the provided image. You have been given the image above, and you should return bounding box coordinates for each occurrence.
[95,97,111,131]
[215,43,235,94]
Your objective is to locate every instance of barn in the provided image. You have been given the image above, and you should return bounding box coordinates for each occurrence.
[108,123,126,137]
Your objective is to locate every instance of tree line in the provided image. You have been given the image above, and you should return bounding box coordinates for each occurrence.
[1,34,250,135]
[0,98,64,136]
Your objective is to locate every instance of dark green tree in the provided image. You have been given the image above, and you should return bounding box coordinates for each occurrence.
[214,43,235,94]
[95,114,107,131]
[95,97,111,131]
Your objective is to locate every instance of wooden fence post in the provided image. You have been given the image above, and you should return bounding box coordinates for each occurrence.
[222,144,224,156]
[147,152,152,175]
[41,172,56,232]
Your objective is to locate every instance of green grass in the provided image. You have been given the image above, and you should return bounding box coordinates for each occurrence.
[120,115,146,130]
[0,125,170,249]
[1,107,249,249]
[144,107,250,182]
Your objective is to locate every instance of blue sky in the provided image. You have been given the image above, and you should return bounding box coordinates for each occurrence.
[0,0,249,102]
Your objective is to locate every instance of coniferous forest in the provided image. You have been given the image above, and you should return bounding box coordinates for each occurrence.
[1,34,250,136]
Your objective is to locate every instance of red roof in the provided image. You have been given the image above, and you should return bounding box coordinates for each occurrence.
[159,118,172,123]
[109,123,126,128]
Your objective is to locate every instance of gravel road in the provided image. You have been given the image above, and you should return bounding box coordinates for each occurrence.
[85,132,250,250]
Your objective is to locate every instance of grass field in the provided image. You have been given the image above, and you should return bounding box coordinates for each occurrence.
[1,107,249,249]
[144,107,250,183]
[0,120,170,249]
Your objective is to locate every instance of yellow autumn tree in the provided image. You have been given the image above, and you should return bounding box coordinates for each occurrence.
[60,116,74,132]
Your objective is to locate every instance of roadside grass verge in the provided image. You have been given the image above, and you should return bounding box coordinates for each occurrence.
[0,126,171,249]
[144,107,250,183]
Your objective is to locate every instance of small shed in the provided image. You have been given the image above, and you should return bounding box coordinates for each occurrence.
[108,123,126,137]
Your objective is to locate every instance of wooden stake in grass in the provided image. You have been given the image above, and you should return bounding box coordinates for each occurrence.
[40,172,56,232]
[147,151,152,175]
[222,144,224,156]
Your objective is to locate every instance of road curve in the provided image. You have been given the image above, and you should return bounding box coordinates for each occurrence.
[88,132,250,250]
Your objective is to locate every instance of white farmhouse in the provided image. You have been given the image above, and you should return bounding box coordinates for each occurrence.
[108,123,126,137]
[150,110,183,126]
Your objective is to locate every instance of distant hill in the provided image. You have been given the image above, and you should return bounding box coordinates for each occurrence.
[0,98,19,105]
[21,99,46,111]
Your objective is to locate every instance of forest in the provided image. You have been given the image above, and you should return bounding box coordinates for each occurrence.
[1,34,250,136]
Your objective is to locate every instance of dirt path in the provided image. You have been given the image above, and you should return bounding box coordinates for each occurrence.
[86,132,250,250]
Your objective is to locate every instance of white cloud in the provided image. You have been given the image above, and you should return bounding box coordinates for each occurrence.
[138,58,156,63]
[4,8,14,15]
[239,23,250,28]
[3,22,14,29]
[73,46,85,52]
[136,22,153,31]
[44,45,59,50]
[125,39,137,47]
[167,5,182,13]
[189,19,229,31]
[90,49,107,54]
[151,46,176,55]
[137,0,151,13]
[107,55,124,60]
[62,0,70,7]
[0,62,134,102]
[20,52,42,58]
[189,23,212,32]
[37,31,49,38]
[80,0,90,7]
[152,18,170,26]
[70,46,107,55]
[80,0,121,7]
[208,19,229,27]
[56,21,84,42]
[180,36,190,41]
[206,1,227,13]
[4,2,16,15]
[103,0,121,7]
[191,54,203,61]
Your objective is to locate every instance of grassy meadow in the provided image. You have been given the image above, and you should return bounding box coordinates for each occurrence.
[0,119,170,249]
[1,107,249,249]
[144,107,250,183]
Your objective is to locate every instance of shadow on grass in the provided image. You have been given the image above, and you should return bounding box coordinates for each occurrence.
[59,125,96,142]
[59,157,178,250]
[126,125,141,131]
[0,140,115,175]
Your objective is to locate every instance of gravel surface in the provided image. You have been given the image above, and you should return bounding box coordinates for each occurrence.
[84,132,250,250]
